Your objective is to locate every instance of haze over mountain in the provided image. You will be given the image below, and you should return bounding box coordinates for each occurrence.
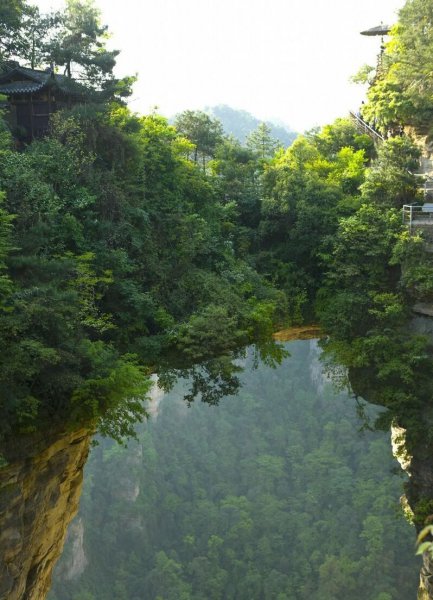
[206,105,297,147]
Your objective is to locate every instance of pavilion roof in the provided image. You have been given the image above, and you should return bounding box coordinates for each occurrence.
[360,24,391,36]
[0,65,85,97]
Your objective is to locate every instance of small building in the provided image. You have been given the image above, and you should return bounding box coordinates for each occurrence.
[0,64,84,142]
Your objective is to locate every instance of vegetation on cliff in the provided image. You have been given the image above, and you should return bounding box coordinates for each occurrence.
[360,0,433,133]
[317,0,433,453]
[0,0,294,439]
[0,0,389,443]
[2,0,433,512]
[4,0,433,596]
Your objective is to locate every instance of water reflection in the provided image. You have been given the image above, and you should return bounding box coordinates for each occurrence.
[0,334,288,600]
[158,339,289,406]
[319,319,433,599]
[48,339,418,600]
[1,328,426,600]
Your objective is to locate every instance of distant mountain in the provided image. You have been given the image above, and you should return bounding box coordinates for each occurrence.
[207,104,297,147]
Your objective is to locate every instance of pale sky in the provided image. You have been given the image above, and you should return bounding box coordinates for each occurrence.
[34,0,404,132]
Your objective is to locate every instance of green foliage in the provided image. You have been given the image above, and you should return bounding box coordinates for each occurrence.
[391,231,433,301]
[0,0,133,101]
[312,118,375,162]
[0,111,13,151]
[170,305,247,362]
[416,524,433,556]
[412,498,433,526]
[361,0,433,131]
[317,189,433,440]
[0,0,27,63]
[49,0,119,81]
[67,252,114,332]
[360,137,421,208]
[320,205,401,304]
[0,192,13,306]
[174,110,224,168]
[0,98,288,438]
[246,122,281,159]
[4,3,433,595]
[315,113,433,446]
[258,120,369,317]
[351,64,376,86]
[70,343,149,415]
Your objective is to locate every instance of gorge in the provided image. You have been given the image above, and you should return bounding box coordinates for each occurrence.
[3,0,433,597]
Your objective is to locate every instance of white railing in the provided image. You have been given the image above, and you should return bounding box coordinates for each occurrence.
[349,111,385,143]
[402,204,433,230]
[411,172,433,196]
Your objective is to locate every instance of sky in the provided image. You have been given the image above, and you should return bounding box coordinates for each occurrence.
[34,0,404,132]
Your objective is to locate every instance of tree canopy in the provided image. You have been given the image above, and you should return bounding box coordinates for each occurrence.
[0,0,133,101]
[174,110,224,169]
[360,0,433,132]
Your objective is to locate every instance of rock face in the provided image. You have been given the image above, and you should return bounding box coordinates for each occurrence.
[55,517,88,581]
[391,422,433,600]
[0,427,92,600]
[349,312,433,600]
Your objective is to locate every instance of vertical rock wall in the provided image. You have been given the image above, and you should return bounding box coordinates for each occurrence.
[0,427,92,600]
[391,315,433,600]
[54,517,88,582]
[392,422,433,600]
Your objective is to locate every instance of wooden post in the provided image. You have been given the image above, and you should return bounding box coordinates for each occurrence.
[30,93,34,140]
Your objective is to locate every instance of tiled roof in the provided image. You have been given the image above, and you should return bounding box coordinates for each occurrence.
[15,66,71,86]
[12,67,48,82]
[0,66,85,97]
[360,24,391,36]
[0,80,45,94]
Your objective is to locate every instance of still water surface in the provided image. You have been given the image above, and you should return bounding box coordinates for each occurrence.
[50,340,419,600]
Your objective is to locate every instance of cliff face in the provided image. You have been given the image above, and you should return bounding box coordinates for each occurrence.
[54,517,88,582]
[0,427,92,600]
[347,313,433,600]
[392,316,433,600]
[391,423,433,600]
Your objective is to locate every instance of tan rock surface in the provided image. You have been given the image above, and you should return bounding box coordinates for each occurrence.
[0,427,92,600]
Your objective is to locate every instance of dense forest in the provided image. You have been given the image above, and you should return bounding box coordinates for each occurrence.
[49,342,419,600]
[0,0,393,441]
[0,0,294,441]
[3,0,433,596]
[2,1,432,436]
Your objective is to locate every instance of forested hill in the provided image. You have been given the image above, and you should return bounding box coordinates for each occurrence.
[206,104,297,147]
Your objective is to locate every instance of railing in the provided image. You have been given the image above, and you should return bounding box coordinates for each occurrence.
[350,110,433,201]
[411,172,433,196]
[402,204,433,230]
[349,111,385,144]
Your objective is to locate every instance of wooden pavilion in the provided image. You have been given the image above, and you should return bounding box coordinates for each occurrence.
[0,63,84,142]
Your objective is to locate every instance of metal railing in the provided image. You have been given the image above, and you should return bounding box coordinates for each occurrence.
[350,110,433,202]
[411,172,433,197]
[349,111,385,143]
[402,204,433,230]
